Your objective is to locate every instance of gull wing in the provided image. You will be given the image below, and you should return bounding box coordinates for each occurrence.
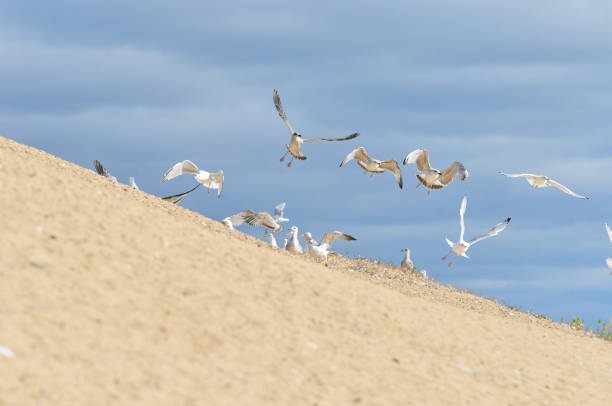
[129,177,139,190]
[210,170,224,198]
[468,217,511,246]
[340,146,370,167]
[229,210,255,227]
[402,149,431,171]
[161,184,201,205]
[498,172,540,178]
[303,132,360,143]
[273,89,296,135]
[439,161,468,185]
[607,258,612,270]
[274,202,286,218]
[459,195,467,242]
[235,211,280,231]
[320,231,356,249]
[161,160,200,183]
[606,223,612,244]
[94,160,117,182]
[545,178,588,200]
[380,159,403,189]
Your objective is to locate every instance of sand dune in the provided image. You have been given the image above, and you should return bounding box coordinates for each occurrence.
[0,135,611,405]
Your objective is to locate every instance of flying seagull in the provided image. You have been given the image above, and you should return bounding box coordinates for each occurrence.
[303,231,356,261]
[442,195,511,267]
[274,202,289,223]
[161,184,202,205]
[285,226,303,254]
[229,210,282,232]
[161,160,224,198]
[273,89,359,167]
[93,160,118,183]
[340,146,403,189]
[403,149,468,194]
[129,177,139,190]
[605,223,612,273]
[498,172,588,200]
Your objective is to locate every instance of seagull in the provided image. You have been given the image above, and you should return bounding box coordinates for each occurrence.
[605,223,612,273]
[93,160,118,183]
[303,231,356,261]
[400,248,414,272]
[442,195,511,267]
[273,89,359,167]
[229,210,282,232]
[161,184,202,205]
[302,232,319,254]
[340,146,403,189]
[221,217,234,230]
[274,202,289,223]
[498,172,588,200]
[264,229,279,248]
[285,226,303,254]
[403,149,468,195]
[129,177,139,190]
[161,160,224,198]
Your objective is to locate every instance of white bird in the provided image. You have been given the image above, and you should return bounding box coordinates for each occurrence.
[221,217,234,230]
[274,202,290,223]
[442,195,511,267]
[273,89,359,167]
[303,230,356,261]
[129,177,139,190]
[340,146,403,189]
[282,239,288,249]
[605,223,612,272]
[161,184,201,205]
[161,160,224,198]
[229,210,282,232]
[498,172,588,200]
[400,248,414,272]
[403,149,468,194]
[302,232,319,254]
[264,229,279,248]
[285,226,303,254]
[93,160,118,183]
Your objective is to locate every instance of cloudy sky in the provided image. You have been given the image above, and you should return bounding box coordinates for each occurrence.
[2,1,611,325]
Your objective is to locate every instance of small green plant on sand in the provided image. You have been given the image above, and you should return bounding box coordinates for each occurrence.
[570,317,584,330]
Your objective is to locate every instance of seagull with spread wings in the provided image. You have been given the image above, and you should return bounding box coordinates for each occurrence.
[498,172,588,200]
[273,202,289,223]
[403,149,468,195]
[228,210,282,232]
[93,160,118,183]
[303,231,356,261]
[340,146,403,189]
[442,195,511,267]
[161,160,223,198]
[605,223,612,273]
[273,89,359,167]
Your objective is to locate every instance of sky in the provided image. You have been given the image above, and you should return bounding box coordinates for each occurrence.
[1,0,611,326]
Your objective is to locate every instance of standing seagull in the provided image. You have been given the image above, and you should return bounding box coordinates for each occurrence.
[340,146,403,189]
[264,229,279,248]
[285,226,303,254]
[273,89,359,167]
[161,160,224,198]
[605,223,612,273]
[129,177,139,190]
[303,231,356,261]
[228,210,282,232]
[274,202,290,223]
[498,172,588,200]
[400,248,414,272]
[93,160,118,183]
[403,149,468,194]
[442,196,511,267]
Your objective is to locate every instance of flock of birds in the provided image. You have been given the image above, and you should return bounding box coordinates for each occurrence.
[94,90,612,274]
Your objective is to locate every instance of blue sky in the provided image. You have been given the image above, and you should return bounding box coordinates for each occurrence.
[1,1,611,325]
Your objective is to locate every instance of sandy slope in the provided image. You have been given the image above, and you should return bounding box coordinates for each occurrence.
[0,135,611,405]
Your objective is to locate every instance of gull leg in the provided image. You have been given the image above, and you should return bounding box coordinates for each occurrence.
[427,189,431,196]
[208,187,211,194]
[370,173,374,178]
[441,250,452,261]
[280,150,289,162]
[287,158,293,168]
[416,182,421,188]
[363,171,367,175]
[448,262,454,268]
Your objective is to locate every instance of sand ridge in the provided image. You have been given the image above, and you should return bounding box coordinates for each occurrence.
[0,135,611,405]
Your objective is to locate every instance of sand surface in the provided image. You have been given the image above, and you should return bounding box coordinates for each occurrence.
[1,136,611,405]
